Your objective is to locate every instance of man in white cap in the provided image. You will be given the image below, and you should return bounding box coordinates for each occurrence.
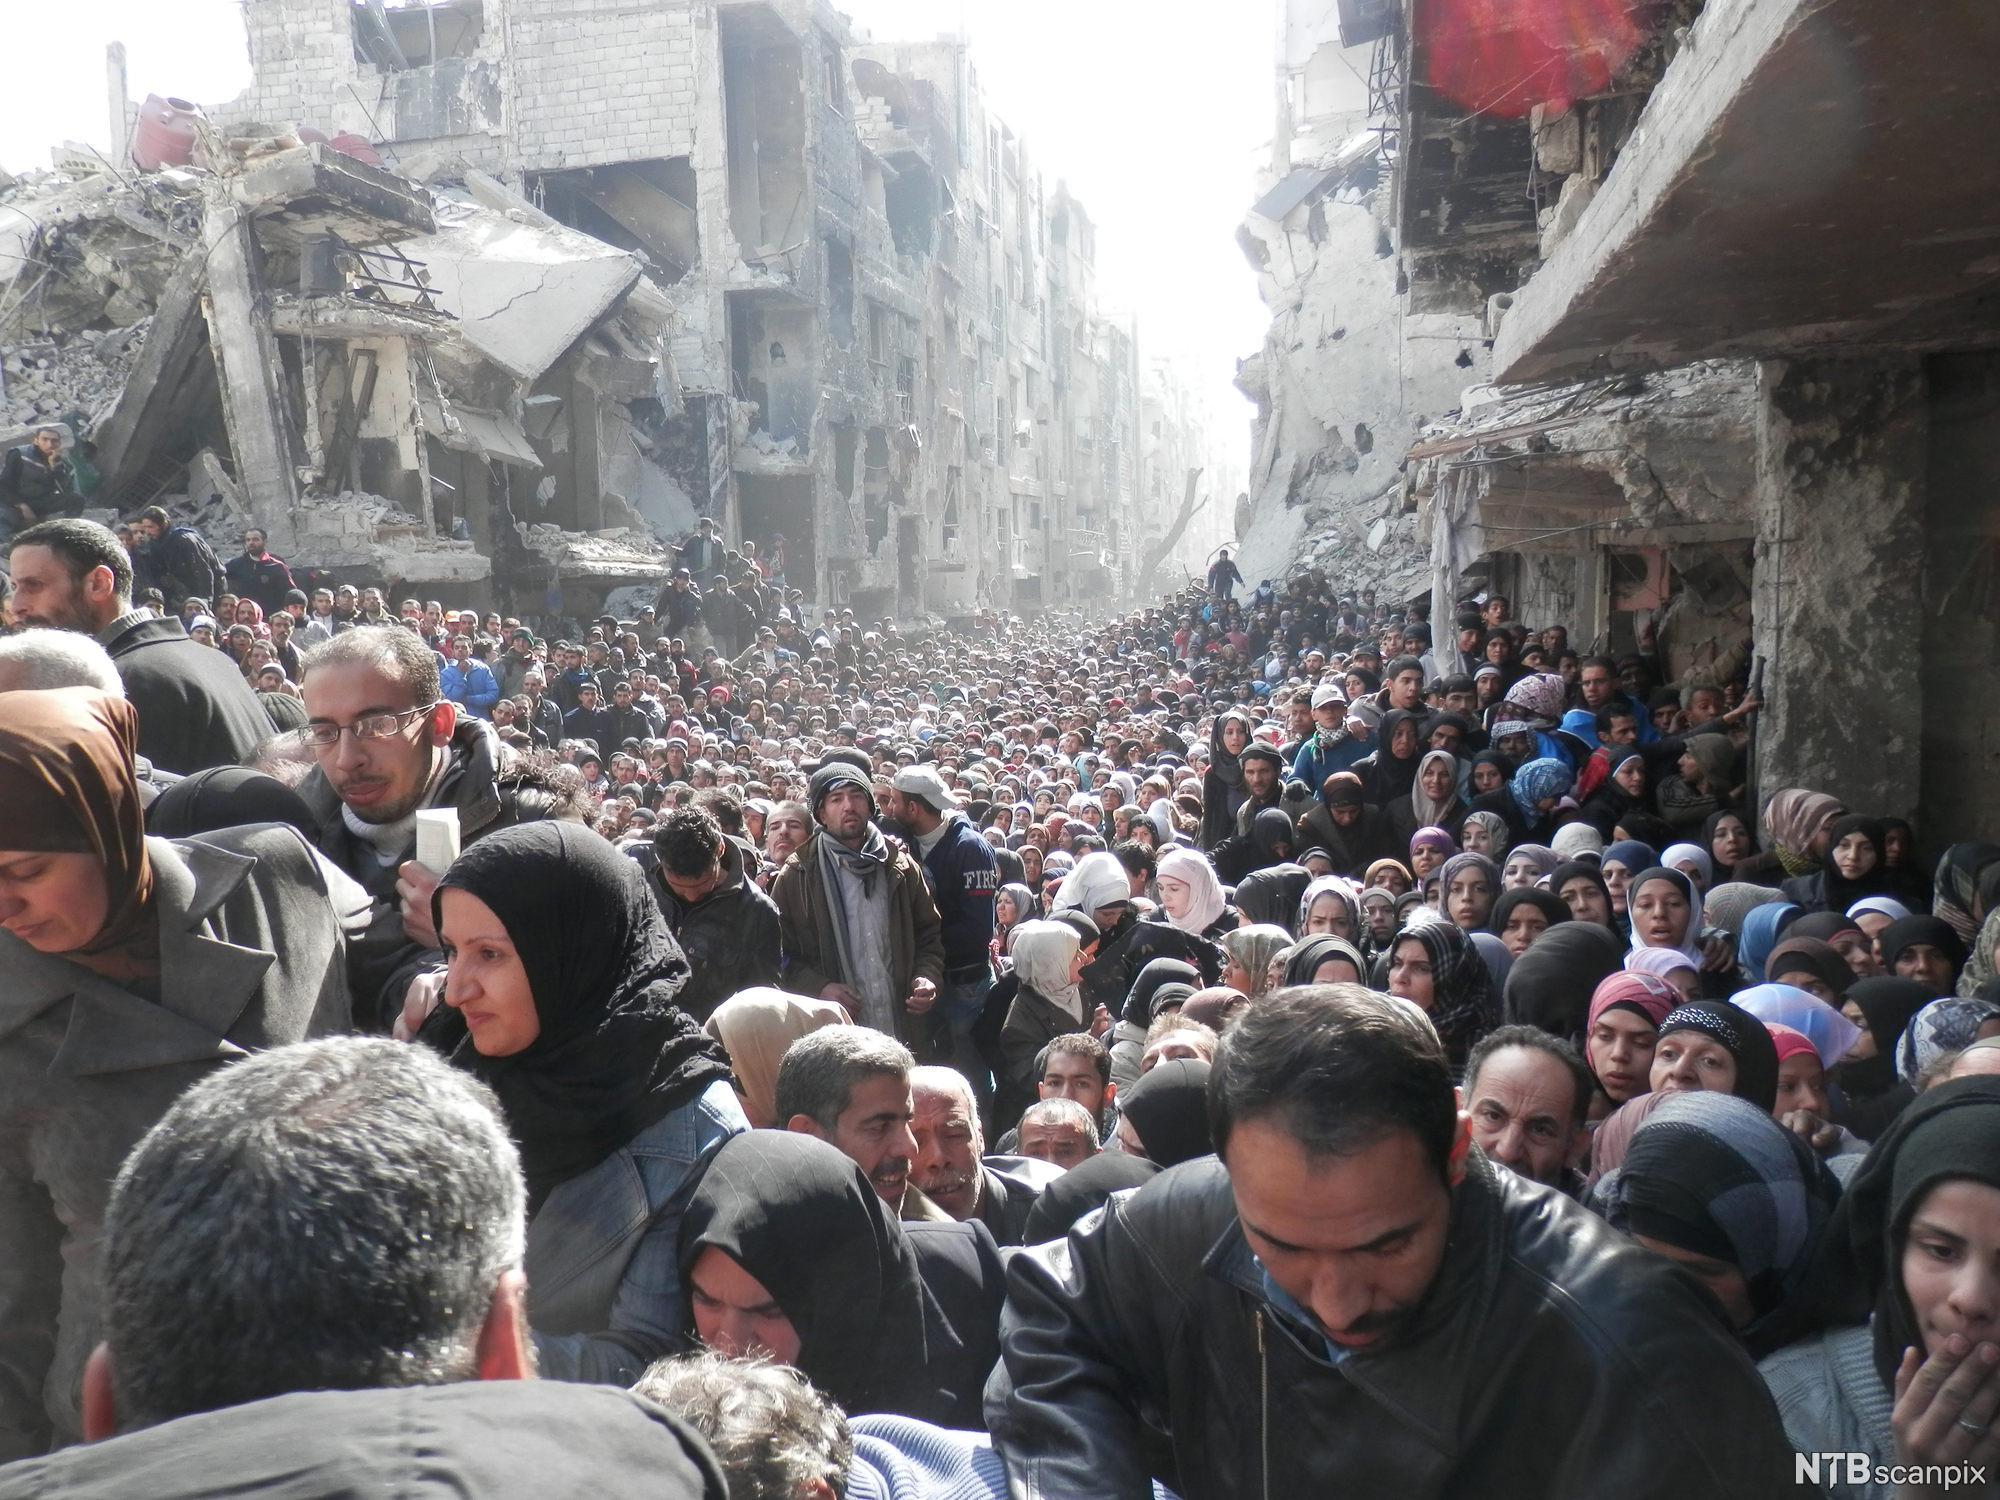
[1288,683,1367,794]
[884,764,1000,1109]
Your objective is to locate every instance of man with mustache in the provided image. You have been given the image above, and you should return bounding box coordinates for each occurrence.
[296,627,523,1033]
[987,985,1802,1497]
[908,1066,1060,1246]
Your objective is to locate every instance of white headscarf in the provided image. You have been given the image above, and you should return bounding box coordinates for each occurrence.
[1052,850,1132,920]
[1156,846,1228,935]
[1626,866,1707,962]
[1010,919,1084,1022]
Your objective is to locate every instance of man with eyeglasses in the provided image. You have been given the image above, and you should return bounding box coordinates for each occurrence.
[296,627,524,1033]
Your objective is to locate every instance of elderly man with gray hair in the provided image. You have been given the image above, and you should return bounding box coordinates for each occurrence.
[0,1038,727,1499]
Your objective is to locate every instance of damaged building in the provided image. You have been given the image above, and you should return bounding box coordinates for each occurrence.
[1245,0,2000,832]
[0,0,1227,620]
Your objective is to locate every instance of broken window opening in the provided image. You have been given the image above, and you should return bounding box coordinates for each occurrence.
[722,14,808,265]
[531,159,699,285]
[351,0,482,71]
[729,297,814,450]
[825,235,855,348]
[883,159,937,258]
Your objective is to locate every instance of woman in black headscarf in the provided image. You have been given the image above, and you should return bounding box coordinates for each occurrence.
[1109,957,1203,1094]
[1234,862,1311,932]
[1600,1091,1840,1358]
[1385,919,1497,1072]
[144,765,316,839]
[1649,1000,1781,1113]
[433,820,745,1385]
[1759,1078,2000,1482]
[1356,708,1424,808]
[1201,710,1254,850]
[1501,920,1626,1041]
[1781,815,1895,915]
[1281,933,1371,987]
[1831,976,1933,1141]
[1704,807,1760,885]
[1214,805,1299,886]
[1879,915,1968,995]
[679,1130,998,1427]
[1298,771,1402,879]
[1113,1057,1215,1166]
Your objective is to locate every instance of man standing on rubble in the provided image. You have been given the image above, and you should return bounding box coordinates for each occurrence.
[223,528,296,616]
[0,426,79,542]
[130,506,224,611]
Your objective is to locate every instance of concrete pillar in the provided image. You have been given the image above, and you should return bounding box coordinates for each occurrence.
[106,43,130,167]
[200,189,303,551]
[1751,357,1927,819]
[1920,352,2000,841]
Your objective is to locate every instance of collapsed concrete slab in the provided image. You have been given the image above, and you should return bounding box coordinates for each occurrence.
[400,201,643,381]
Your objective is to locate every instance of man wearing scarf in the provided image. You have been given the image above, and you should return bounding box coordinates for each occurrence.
[772,762,945,1059]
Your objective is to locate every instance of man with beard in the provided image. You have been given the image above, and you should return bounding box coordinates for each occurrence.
[296,627,521,1032]
[1231,742,1285,837]
[5,519,267,774]
[771,762,944,1059]
[988,985,1801,1497]
[221,527,296,616]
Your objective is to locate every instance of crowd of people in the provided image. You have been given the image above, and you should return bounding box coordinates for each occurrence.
[1,511,1998,1497]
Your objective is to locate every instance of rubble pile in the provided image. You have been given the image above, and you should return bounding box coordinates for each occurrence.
[1,323,149,430]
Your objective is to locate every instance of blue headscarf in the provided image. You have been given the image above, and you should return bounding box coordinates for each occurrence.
[1510,758,1575,822]
[1737,901,1804,984]
[1602,840,1659,878]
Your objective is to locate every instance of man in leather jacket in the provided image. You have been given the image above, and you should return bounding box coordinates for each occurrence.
[986,985,1808,1499]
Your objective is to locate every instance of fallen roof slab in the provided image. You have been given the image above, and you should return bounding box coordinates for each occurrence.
[398,202,643,382]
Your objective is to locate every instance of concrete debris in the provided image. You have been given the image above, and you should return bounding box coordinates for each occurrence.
[0,323,148,430]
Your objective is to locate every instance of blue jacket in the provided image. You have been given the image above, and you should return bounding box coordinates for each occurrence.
[528,1078,746,1385]
[1288,731,1366,791]
[919,814,1000,972]
[441,658,500,717]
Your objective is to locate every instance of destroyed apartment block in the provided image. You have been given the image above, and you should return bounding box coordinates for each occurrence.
[1,131,688,610]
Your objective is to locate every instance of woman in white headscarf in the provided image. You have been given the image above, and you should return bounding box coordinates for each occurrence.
[1155,846,1232,939]
[997,918,1098,1123]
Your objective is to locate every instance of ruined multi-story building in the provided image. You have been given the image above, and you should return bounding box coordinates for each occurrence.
[1245,0,2000,833]
[0,0,1227,619]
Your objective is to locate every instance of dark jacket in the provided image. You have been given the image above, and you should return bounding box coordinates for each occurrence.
[997,982,1086,1129]
[562,702,613,759]
[221,550,296,615]
[918,814,1000,973]
[521,694,562,749]
[600,703,656,755]
[0,446,76,528]
[0,1380,728,1500]
[972,1155,1065,1248]
[771,830,946,1058]
[0,828,360,1459]
[987,1151,1804,1500]
[101,611,272,776]
[150,524,224,608]
[296,715,518,1032]
[904,1218,1009,1426]
[628,836,782,1023]
[1080,915,1222,1019]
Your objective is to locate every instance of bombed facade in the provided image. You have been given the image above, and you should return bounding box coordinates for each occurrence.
[1244,0,2000,832]
[0,0,1224,619]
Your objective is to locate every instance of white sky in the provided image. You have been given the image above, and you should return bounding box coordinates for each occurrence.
[0,0,1269,468]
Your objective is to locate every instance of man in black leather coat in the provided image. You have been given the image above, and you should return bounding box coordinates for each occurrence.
[986,985,1809,1499]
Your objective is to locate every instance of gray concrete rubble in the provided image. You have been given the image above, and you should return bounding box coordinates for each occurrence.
[0,129,683,604]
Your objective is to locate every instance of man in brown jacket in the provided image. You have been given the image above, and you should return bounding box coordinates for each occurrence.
[772,761,945,1061]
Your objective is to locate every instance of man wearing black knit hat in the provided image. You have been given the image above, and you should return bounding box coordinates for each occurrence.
[771,760,946,1058]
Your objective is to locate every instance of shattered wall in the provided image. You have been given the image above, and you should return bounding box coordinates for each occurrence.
[1237,174,1486,599]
